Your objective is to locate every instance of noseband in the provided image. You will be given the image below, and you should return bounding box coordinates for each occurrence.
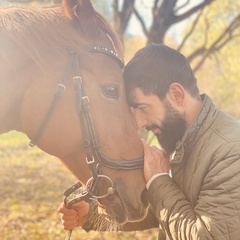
[29,47,144,213]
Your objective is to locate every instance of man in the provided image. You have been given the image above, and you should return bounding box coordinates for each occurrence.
[58,44,240,239]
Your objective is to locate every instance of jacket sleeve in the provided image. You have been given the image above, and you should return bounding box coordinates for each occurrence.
[147,142,240,240]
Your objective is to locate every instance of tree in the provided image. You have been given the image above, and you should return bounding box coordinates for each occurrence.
[113,0,240,72]
[0,0,61,5]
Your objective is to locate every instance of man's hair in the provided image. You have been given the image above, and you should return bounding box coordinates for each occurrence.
[123,44,200,100]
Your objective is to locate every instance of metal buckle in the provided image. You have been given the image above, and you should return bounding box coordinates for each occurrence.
[86,156,95,165]
[73,76,82,84]
[55,83,66,97]
[81,96,89,104]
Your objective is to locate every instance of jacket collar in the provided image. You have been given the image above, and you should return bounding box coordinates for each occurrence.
[172,94,218,164]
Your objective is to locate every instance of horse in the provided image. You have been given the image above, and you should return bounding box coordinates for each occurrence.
[0,0,148,226]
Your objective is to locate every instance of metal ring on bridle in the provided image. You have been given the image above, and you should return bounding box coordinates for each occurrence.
[86,175,115,199]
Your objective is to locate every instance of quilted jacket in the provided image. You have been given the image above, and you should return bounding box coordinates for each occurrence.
[147,94,240,239]
[83,94,240,240]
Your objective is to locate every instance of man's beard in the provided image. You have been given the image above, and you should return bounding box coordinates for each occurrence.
[146,100,186,155]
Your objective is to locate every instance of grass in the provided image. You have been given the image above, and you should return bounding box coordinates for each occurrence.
[0,131,158,240]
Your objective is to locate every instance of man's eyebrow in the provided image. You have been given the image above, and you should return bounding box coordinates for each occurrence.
[131,102,145,108]
[128,102,137,108]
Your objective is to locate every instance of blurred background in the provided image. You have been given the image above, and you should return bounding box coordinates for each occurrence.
[0,0,239,239]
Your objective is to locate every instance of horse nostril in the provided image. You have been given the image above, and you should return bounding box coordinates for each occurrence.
[141,188,149,208]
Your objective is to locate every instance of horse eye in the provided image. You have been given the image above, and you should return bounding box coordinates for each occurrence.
[101,85,119,99]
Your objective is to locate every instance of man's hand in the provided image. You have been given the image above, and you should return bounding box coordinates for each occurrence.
[141,139,170,183]
[57,201,89,230]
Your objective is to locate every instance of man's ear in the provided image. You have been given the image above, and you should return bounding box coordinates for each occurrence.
[166,83,185,108]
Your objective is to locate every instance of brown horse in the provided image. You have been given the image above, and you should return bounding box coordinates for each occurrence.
[0,0,148,225]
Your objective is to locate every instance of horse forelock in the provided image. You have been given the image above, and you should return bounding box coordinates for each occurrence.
[0,5,124,65]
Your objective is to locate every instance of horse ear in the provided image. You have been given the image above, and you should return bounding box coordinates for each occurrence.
[63,0,98,36]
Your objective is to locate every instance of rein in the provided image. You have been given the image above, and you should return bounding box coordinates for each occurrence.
[28,47,144,239]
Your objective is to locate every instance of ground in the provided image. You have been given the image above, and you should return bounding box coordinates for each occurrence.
[0,131,158,240]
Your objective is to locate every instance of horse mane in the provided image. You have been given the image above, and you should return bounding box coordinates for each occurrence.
[0,4,124,66]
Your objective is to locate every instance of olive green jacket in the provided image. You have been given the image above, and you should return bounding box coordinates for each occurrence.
[83,94,240,240]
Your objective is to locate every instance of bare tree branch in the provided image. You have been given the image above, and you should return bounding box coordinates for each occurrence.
[112,0,135,38]
[132,5,149,37]
[177,9,203,51]
[112,0,119,14]
[152,0,161,22]
[192,14,240,72]
[173,0,215,24]
[203,13,210,46]
[175,0,191,12]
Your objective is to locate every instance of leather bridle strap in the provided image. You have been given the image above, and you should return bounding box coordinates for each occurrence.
[72,53,144,170]
[29,53,75,147]
[29,48,144,170]
[72,55,99,185]
[72,58,144,169]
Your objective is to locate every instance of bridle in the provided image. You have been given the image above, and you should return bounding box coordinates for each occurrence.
[28,46,144,239]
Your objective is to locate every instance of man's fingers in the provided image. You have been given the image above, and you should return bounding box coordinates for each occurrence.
[60,211,79,230]
[61,219,78,230]
[58,205,76,215]
[141,138,152,156]
[61,213,78,221]
[58,201,89,230]
[58,201,89,215]
[72,201,89,215]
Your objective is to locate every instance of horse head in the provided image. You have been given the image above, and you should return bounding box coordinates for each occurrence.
[0,0,148,225]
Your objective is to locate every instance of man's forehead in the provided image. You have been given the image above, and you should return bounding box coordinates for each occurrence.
[127,88,144,105]
[127,88,160,107]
